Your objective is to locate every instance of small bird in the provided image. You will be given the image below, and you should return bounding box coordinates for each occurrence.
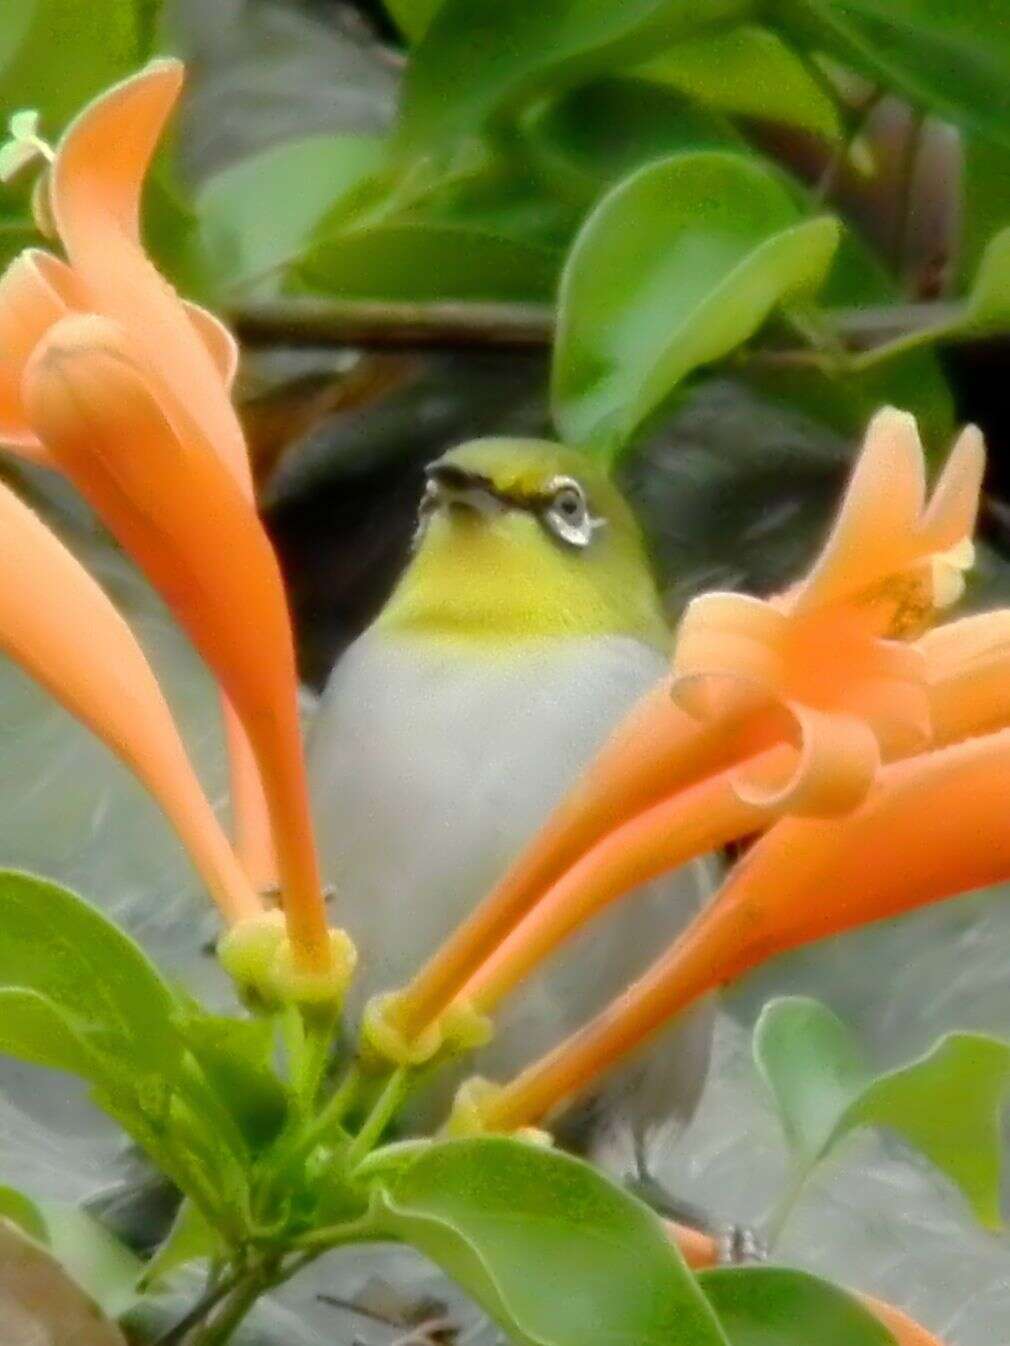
[308,437,713,1178]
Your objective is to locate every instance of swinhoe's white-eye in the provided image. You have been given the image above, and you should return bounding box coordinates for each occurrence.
[308,438,714,1178]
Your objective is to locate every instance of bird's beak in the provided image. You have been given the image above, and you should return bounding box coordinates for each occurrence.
[423,464,505,519]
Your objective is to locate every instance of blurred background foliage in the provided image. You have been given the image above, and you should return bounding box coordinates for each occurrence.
[5,2,1010,1341]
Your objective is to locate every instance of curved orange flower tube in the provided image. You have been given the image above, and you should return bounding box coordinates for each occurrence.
[479,726,1010,1132]
[0,479,260,925]
[0,62,276,896]
[21,314,329,972]
[459,592,1010,1041]
[390,410,984,1043]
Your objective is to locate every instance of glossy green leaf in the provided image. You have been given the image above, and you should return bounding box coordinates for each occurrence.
[699,1267,894,1346]
[775,0,1010,149]
[960,131,1010,284]
[0,1186,47,1242]
[754,997,868,1164]
[40,1204,142,1317]
[636,24,841,139]
[0,871,177,1068]
[139,1199,220,1290]
[747,224,953,450]
[377,1138,728,1346]
[297,219,560,301]
[755,998,1010,1229]
[0,1220,127,1345]
[196,133,384,299]
[840,1034,1010,1230]
[0,988,100,1077]
[525,77,741,205]
[552,151,840,453]
[963,227,1010,334]
[0,0,155,132]
[397,0,751,150]
[384,0,444,43]
[178,1009,287,1147]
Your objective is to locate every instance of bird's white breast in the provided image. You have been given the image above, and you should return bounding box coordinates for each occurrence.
[308,628,713,1148]
[310,631,660,980]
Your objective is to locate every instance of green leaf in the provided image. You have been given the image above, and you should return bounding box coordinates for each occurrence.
[397,0,751,150]
[960,130,1010,285]
[636,24,842,139]
[296,219,561,301]
[376,1138,728,1346]
[0,988,102,1077]
[0,1220,128,1345]
[753,997,868,1165]
[525,77,742,205]
[353,1139,432,1183]
[962,227,1010,334]
[40,1204,142,1317]
[699,1267,894,1346]
[0,1186,47,1242]
[0,0,155,133]
[775,0,1010,150]
[551,151,840,453]
[0,871,177,1069]
[195,133,384,299]
[384,0,444,43]
[755,998,1010,1230]
[177,1008,287,1147]
[140,1199,220,1290]
[840,1034,1010,1230]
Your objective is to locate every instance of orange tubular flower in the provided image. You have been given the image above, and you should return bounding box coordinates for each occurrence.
[22,317,329,974]
[479,726,1010,1131]
[0,62,334,973]
[392,409,983,1044]
[0,61,276,898]
[0,479,260,926]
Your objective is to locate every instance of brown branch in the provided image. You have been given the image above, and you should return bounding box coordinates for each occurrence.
[231,298,554,350]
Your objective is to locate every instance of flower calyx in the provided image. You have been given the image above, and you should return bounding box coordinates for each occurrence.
[219,912,357,1011]
[360,990,493,1071]
[443,1077,553,1147]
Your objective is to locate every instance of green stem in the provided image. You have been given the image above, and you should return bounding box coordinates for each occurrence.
[763,1163,812,1252]
[345,1068,410,1171]
[189,1269,273,1346]
[296,1012,339,1110]
[291,1204,384,1252]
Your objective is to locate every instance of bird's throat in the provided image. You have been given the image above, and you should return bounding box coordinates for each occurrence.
[377,510,669,650]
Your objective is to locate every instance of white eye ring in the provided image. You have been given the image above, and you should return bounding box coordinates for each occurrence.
[542,476,603,549]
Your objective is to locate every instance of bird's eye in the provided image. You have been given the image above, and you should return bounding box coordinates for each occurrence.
[543,476,600,549]
[554,486,583,519]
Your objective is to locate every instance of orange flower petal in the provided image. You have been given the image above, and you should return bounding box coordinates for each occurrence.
[0,479,260,924]
[483,730,1010,1131]
[795,409,984,614]
[0,250,85,459]
[22,315,328,971]
[49,60,251,489]
[921,610,1010,744]
[672,589,930,816]
[730,705,881,816]
[182,301,240,390]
